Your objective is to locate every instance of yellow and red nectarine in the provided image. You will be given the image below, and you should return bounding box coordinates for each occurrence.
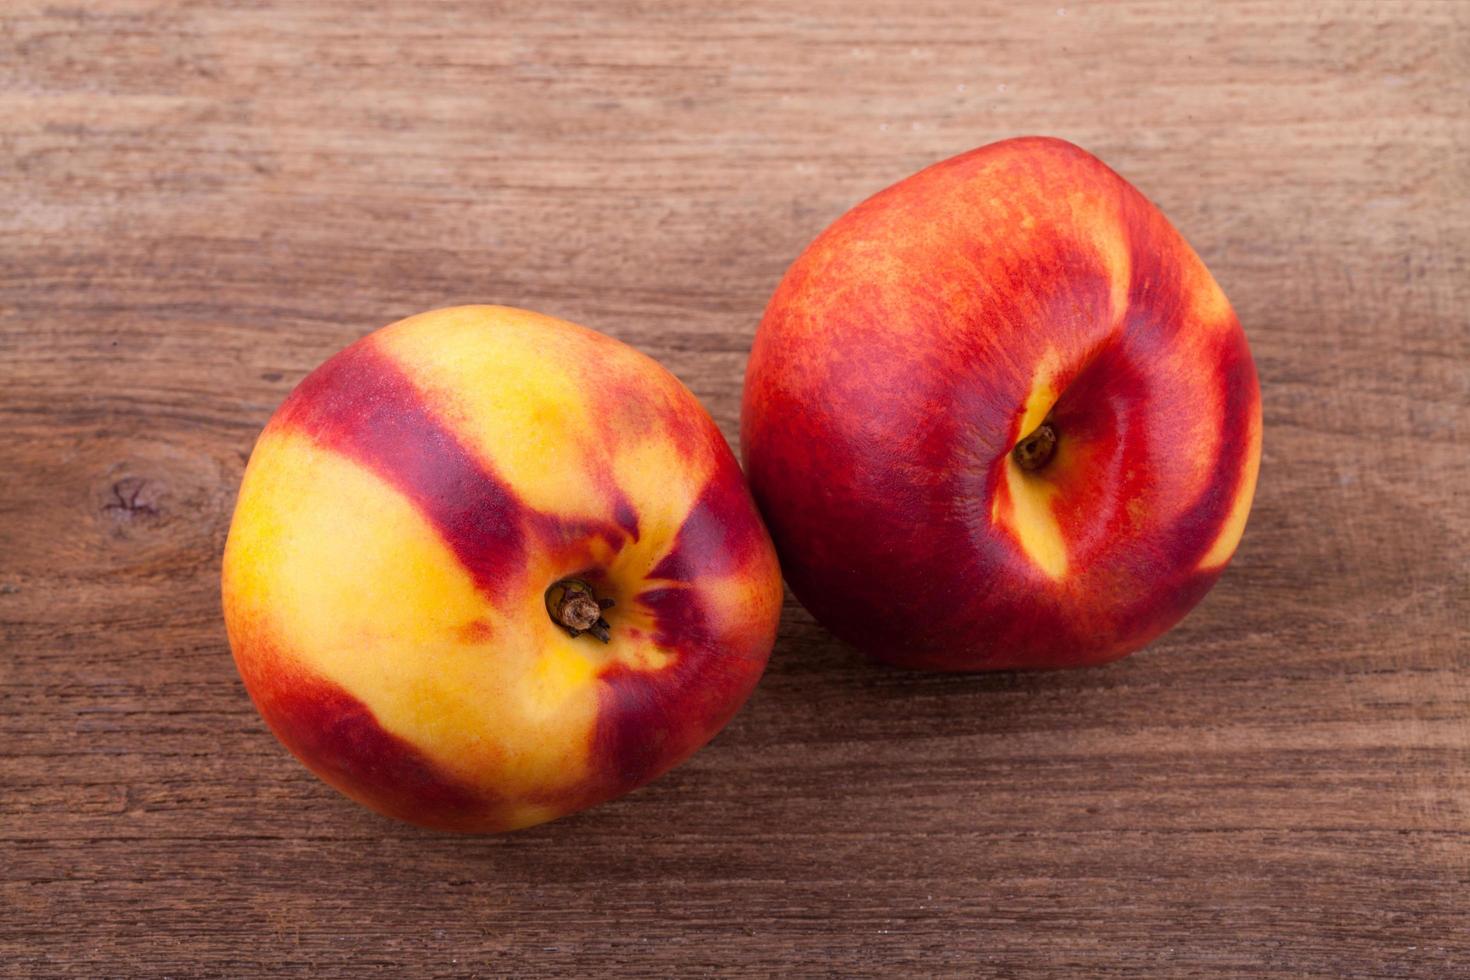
[224,306,783,831]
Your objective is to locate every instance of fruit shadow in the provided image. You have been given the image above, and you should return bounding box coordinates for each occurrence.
[771,598,1173,747]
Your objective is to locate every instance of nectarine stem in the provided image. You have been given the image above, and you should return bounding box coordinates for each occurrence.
[1014,422,1057,472]
[546,578,615,643]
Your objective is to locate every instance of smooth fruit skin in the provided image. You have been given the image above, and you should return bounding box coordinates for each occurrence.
[741,137,1261,671]
[223,306,783,831]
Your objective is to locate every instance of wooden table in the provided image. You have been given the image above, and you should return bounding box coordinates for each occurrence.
[4,3,1467,976]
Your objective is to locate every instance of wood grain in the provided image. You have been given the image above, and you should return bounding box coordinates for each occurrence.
[3,1,1468,976]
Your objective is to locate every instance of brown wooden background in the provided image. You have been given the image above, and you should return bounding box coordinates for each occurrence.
[3,2,1468,977]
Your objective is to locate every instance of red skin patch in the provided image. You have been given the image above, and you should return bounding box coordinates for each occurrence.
[235,633,499,832]
[591,586,764,800]
[276,339,530,603]
[650,454,767,582]
[276,335,641,595]
[457,618,495,644]
[586,464,774,799]
[742,137,1260,670]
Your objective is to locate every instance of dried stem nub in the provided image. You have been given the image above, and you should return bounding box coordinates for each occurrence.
[1013,422,1058,472]
[546,578,615,643]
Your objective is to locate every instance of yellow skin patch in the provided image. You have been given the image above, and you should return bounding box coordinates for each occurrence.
[1067,189,1133,326]
[992,348,1070,581]
[1199,396,1263,570]
[999,464,1069,581]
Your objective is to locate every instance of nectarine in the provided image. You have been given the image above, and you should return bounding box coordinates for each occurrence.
[742,137,1261,671]
[224,306,783,831]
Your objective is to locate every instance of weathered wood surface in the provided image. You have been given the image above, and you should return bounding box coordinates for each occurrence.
[3,2,1468,976]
